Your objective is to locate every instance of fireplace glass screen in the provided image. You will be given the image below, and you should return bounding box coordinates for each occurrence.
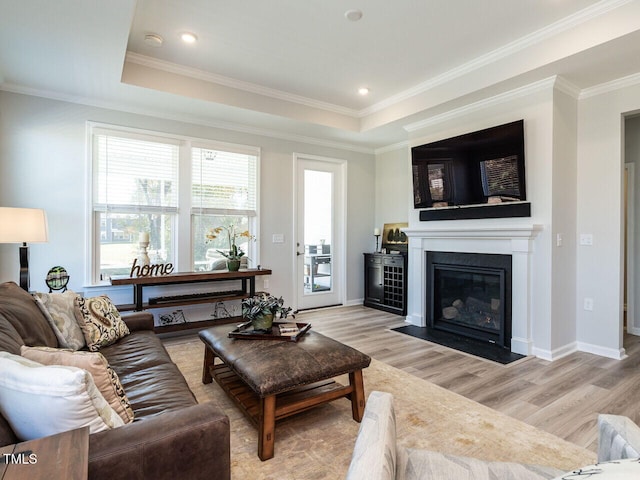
[433,265,504,334]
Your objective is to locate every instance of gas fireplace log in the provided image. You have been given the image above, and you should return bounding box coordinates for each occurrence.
[465,296,492,313]
[442,306,459,319]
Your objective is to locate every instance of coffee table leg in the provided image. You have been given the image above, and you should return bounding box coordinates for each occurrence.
[258,395,276,461]
[349,369,366,422]
[202,347,214,384]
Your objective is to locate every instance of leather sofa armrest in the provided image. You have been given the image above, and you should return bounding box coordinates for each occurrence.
[120,311,155,332]
[598,414,640,462]
[88,402,230,480]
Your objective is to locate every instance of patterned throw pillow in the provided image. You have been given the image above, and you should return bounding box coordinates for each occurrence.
[21,346,134,424]
[32,291,85,350]
[0,351,124,441]
[74,296,130,351]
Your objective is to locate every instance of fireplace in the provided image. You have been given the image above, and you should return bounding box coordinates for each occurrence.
[426,251,512,349]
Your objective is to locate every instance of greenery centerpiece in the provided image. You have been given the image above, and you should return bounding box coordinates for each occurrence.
[242,293,294,332]
[205,224,254,271]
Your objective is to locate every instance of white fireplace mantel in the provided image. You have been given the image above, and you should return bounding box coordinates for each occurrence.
[403,224,543,356]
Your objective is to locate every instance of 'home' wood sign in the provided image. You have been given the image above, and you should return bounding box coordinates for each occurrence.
[130,258,174,277]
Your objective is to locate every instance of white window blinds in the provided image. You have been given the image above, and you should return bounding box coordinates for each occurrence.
[93,133,179,212]
[191,146,257,215]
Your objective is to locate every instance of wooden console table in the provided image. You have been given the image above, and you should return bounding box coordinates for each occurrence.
[110,269,272,333]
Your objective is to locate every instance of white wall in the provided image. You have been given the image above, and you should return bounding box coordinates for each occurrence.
[550,88,578,353]
[0,91,375,308]
[576,84,640,359]
[373,146,410,248]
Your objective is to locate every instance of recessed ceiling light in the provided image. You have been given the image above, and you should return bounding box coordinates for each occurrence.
[345,9,363,22]
[144,33,163,47]
[180,32,198,44]
[358,87,370,96]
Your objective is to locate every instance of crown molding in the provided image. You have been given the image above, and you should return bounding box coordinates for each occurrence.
[360,0,632,117]
[125,53,361,118]
[0,83,375,155]
[553,76,582,99]
[374,140,409,156]
[403,77,558,133]
[579,71,640,99]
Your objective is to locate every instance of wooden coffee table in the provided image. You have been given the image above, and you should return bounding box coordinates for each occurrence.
[199,324,371,460]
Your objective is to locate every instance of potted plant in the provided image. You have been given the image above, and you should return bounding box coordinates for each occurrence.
[242,293,294,332]
[205,224,254,271]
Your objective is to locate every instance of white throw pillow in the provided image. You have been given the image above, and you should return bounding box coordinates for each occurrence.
[0,351,124,441]
[32,291,86,350]
[20,346,134,424]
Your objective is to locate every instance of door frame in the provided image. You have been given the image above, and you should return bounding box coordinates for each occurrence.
[625,162,638,335]
[292,153,347,311]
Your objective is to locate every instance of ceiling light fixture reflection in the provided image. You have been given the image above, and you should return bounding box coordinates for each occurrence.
[180,32,198,44]
[358,87,370,96]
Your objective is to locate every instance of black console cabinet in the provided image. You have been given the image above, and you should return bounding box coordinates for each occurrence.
[363,253,407,316]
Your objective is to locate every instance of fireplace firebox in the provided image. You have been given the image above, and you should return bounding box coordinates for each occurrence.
[426,251,512,348]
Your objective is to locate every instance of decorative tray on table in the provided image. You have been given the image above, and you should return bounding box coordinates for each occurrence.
[228,321,311,342]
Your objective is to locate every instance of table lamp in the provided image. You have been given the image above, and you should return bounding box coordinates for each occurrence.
[0,207,49,291]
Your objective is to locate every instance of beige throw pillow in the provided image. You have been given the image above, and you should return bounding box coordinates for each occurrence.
[0,351,124,441]
[21,346,134,424]
[32,291,85,350]
[74,296,130,351]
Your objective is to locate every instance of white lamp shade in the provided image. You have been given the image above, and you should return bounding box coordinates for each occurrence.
[0,207,49,243]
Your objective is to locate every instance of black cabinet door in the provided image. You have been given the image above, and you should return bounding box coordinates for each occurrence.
[364,255,384,304]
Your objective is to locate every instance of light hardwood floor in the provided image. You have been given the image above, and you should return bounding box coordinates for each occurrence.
[293,305,640,453]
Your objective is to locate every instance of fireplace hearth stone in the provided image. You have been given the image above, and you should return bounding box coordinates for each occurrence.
[392,325,525,365]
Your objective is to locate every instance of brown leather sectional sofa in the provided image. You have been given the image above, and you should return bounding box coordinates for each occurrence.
[0,281,230,480]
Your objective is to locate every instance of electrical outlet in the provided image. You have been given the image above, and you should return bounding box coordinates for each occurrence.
[263,278,270,289]
[584,298,594,311]
[580,234,593,246]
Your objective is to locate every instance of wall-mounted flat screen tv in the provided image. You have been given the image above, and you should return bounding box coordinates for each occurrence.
[412,120,526,210]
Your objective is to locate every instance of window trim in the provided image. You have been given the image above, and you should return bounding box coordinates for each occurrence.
[86,122,261,285]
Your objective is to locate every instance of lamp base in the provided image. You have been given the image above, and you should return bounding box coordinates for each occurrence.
[19,243,29,291]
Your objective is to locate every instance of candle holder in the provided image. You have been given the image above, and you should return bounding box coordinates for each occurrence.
[137,241,150,266]
[374,234,380,253]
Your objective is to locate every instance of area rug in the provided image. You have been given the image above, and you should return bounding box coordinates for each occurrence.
[165,336,595,480]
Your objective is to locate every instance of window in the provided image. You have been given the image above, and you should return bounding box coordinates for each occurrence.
[191,146,258,271]
[90,126,259,283]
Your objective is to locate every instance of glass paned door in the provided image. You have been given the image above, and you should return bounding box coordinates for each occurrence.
[295,156,344,310]
[304,170,333,294]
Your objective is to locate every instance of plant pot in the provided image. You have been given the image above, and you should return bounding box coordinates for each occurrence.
[227,259,241,271]
[251,313,274,332]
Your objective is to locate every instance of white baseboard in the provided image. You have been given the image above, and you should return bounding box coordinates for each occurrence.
[576,341,627,360]
[532,342,577,361]
[405,314,425,327]
[510,337,532,356]
[345,298,363,307]
[626,326,640,336]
